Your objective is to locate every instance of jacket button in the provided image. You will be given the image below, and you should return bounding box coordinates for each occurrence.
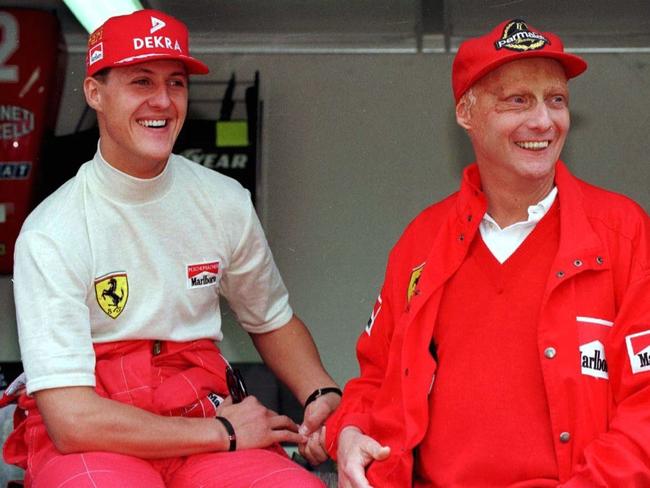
[559,432,571,443]
[544,347,557,359]
[556,271,565,278]
[573,259,583,267]
[596,256,604,265]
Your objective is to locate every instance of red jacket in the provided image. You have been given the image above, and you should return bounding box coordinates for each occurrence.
[326,162,650,486]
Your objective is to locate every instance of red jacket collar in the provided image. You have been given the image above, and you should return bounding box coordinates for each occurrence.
[455,160,604,260]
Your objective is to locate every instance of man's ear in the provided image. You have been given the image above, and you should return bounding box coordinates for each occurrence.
[83,77,102,111]
[455,97,472,131]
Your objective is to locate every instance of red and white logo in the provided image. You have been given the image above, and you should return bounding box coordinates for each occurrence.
[626,329,650,374]
[89,42,104,65]
[187,261,220,289]
[580,340,608,379]
[577,316,612,379]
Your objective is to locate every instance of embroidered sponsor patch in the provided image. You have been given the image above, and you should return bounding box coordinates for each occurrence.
[89,42,104,65]
[626,330,650,374]
[95,271,128,319]
[187,261,220,289]
[580,340,608,379]
[207,392,224,409]
[88,28,102,47]
[150,16,166,34]
[577,316,612,379]
[494,19,549,52]
[365,294,382,336]
[132,36,182,52]
[407,262,425,303]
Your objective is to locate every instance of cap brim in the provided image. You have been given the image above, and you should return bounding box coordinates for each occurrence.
[456,50,587,103]
[111,52,210,75]
[469,50,586,92]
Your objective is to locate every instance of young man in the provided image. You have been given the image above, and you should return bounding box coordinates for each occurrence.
[4,9,339,487]
[325,19,650,487]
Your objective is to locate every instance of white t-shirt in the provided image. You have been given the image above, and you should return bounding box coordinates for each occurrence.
[13,150,293,394]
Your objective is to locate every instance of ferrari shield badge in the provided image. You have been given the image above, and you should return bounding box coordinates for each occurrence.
[407,262,425,303]
[94,271,128,319]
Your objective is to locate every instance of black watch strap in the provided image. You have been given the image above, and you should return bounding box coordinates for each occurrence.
[216,416,236,451]
[304,387,342,409]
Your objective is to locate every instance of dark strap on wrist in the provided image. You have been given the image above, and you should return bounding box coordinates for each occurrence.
[304,387,342,409]
[216,416,236,451]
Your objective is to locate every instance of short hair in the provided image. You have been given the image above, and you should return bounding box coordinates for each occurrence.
[92,67,112,83]
[460,87,477,114]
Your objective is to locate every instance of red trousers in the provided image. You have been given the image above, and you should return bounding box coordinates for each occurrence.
[4,340,324,487]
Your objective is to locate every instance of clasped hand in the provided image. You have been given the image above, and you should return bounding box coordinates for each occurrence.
[215,395,303,450]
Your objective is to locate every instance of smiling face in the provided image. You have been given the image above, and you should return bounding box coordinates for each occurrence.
[84,59,189,178]
[457,58,570,194]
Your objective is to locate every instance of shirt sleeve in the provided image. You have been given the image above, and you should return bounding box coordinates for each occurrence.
[218,195,293,333]
[13,230,96,394]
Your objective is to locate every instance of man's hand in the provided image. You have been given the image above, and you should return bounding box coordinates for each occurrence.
[298,391,341,465]
[337,426,390,488]
[216,395,304,450]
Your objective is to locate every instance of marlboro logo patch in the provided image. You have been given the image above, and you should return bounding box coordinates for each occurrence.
[89,42,104,65]
[626,330,650,374]
[187,261,220,289]
[580,340,608,379]
[577,316,612,380]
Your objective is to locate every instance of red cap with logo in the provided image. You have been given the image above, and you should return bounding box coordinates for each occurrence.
[86,9,209,77]
[452,19,587,103]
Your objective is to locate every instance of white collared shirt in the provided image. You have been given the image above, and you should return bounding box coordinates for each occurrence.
[480,187,558,264]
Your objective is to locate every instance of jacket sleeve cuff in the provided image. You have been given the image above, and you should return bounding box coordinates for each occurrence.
[325,412,371,461]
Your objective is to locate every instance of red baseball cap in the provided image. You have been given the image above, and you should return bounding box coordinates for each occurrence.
[452,19,587,103]
[86,9,209,77]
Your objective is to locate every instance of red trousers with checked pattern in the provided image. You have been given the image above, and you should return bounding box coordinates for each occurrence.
[3,340,325,488]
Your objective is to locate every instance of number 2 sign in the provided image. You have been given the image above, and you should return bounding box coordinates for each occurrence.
[0,12,19,83]
[0,9,62,273]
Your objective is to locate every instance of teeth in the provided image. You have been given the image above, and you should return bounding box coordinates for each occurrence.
[138,119,167,128]
[516,141,549,150]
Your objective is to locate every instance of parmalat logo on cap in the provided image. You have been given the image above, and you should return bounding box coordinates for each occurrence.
[494,19,549,52]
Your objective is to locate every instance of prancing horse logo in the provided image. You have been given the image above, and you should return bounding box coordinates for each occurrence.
[95,272,128,319]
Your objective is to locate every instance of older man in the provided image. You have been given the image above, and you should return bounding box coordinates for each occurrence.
[3,9,339,487]
[326,19,650,487]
